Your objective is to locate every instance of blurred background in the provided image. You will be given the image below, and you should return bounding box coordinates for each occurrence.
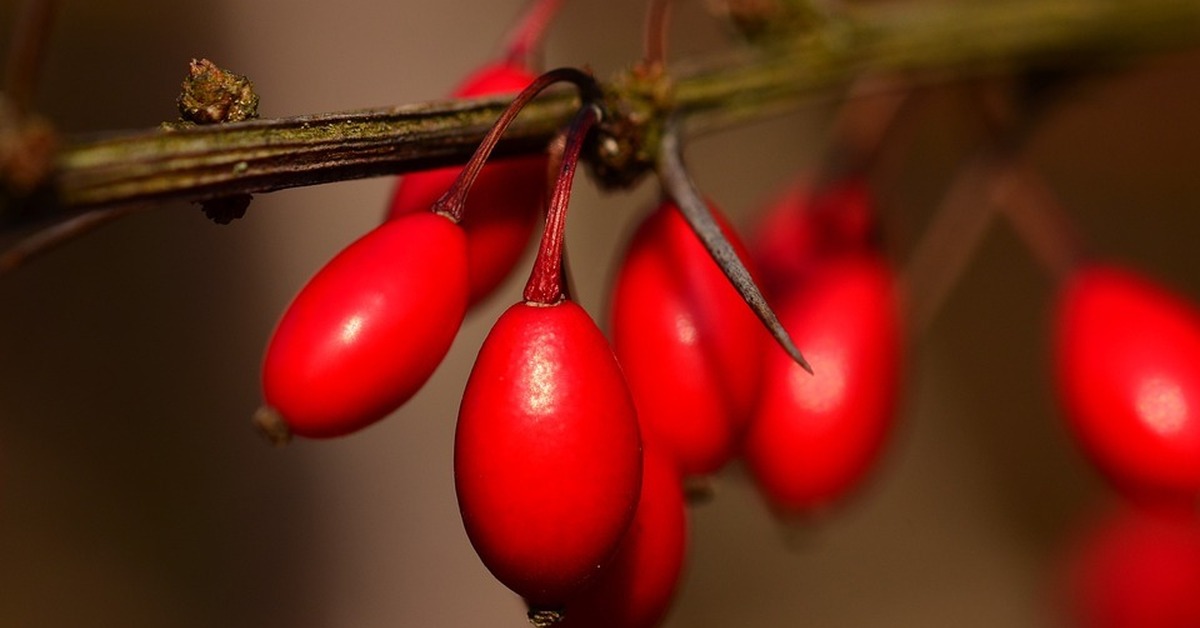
[1,1,1198,626]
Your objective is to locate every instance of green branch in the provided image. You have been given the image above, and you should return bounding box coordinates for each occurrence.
[9,0,1200,225]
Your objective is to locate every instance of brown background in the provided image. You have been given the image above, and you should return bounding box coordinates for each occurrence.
[1,1,1199,626]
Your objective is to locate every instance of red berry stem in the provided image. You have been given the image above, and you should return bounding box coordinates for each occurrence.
[904,153,1000,337]
[503,0,566,68]
[542,129,579,301]
[656,120,813,373]
[431,67,601,224]
[817,76,916,190]
[4,0,59,117]
[523,103,602,305]
[991,158,1085,282]
[643,0,672,70]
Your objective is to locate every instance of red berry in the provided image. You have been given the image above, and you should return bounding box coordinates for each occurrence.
[388,63,545,306]
[455,299,643,607]
[559,441,688,628]
[261,212,468,439]
[1054,265,1200,503]
[1061,505,1200,628]
[743,255,903,513]
[749,177,876,299]
[610,199,765,476]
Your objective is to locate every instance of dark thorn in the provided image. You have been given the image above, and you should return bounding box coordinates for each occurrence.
[656,120,812,374]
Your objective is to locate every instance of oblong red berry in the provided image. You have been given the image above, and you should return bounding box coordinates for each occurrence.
[610,199,765,476]
[559,441,688,628]
[455,299,642,607]
[261,212,468,439]
[749,177,876,299]
[388,63,545,306]
[1054,265,1200,503]
[1061,505,1200,628]
[743,255,903,513]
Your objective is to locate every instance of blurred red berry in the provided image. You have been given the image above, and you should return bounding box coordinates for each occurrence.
[560,441,688,628]
[744,255,903,513]
[1061,505,1200,628]
[749,177,876,299]
[1054,265,1200,503]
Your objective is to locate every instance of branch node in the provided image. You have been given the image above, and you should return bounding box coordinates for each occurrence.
[201,193,253,225]
[0,99,58,196]
[585,63,673,190]
[177,58,260,124]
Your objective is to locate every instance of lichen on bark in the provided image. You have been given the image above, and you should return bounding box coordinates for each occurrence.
[177,58,260,124]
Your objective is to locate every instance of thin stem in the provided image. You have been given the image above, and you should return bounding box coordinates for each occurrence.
[542,128,579,301]
[904,153,1001,337]
[643,0,672,70]
[523,104,601,305]
[904,153,1082,337]
[431,67,601,223]
[815,74,917,189]
[657,120,812,373]
[990,160,1083,282]
[3,0,58,116]
[504,0,567,68]
[0,203,143,272]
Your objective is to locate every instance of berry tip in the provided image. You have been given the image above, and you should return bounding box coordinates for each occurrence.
[526,607,564,627]
[252,406,293,446]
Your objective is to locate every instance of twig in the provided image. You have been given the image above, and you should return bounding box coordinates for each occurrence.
[3,0,58,116]
[0,204,144,272]
[5,0,1198,227]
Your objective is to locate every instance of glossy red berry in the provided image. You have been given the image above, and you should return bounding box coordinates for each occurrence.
[749,177,876,299]
[743,255,903,514]
[1061,505,1200,628]
[388,63,545,306]
[559,441,688,628]
[261,211,468,439]
[610,199,765,476]
[455,299,643,607]
[1054,265,1200,503]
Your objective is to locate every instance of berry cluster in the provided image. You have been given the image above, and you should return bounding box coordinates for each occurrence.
[247,4,1200,627]
[608,177,905,517]
[253,58,687,625]
[4,1,1200,626]
[249,34,908,622]
[1052,264,1200,626]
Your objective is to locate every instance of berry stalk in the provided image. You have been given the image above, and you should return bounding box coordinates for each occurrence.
[643,0,672,70]
[3,0,59,117]
[523,103,602,305]
[991,159,1084,282]
[431,67,602,224]
[503,0,567,68]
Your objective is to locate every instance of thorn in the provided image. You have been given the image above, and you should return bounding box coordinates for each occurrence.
[656,122,813,374]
